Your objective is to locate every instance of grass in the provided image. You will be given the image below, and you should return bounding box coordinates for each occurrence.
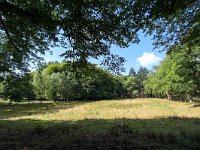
[0,98,200,149]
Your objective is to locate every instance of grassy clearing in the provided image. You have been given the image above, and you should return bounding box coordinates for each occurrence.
[0,98,200,149]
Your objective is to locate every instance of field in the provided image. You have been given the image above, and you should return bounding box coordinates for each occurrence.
[0,98,200,150]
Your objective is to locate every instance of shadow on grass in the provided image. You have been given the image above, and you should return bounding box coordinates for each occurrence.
[191,98,200,107]
[0,101,89,119]
[0,117,200,150]
[191,103,200,108]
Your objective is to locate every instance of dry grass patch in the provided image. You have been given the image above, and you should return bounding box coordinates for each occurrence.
[0,98,200,149]
[1,98,200,121]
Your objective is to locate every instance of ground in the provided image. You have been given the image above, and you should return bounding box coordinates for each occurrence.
[0,98,200,150]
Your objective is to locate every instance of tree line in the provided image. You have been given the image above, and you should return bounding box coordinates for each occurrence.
[0,61,148,103]
[0,45,199,104]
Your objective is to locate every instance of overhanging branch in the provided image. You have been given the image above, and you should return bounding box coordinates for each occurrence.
[0,13,21,53]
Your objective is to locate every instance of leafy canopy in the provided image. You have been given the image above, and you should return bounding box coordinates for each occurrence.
[0,0,199,73]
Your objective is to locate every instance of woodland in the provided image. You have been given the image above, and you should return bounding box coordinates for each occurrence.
[0,0,200,149]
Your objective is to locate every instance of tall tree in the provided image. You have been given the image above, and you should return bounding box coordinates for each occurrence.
[124,76,137,98]
[135,66,149,98]
[129,68,136,77]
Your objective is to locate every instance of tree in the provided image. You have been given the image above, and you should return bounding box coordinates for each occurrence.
[0,34,29,73]
[0,0,199,73]
[1,73,35,105]
[135,67,149,98]
[60,72,81,100]
[144,45,200,101]
[21,73,35,100]
[115,75,129,98]
[32,72,46,100]
[45,73,62,100]
[83,67,118,99]
[144,0,200,50]
[31,61,120,101]
[129,68,136,77]
[124,76,137,98]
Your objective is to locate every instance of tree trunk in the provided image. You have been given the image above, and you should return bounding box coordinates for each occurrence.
[186,94,193,103]
[166,91,172,100]
[9,99,12,106]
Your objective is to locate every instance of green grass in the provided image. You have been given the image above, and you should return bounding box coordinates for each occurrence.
[0,98,200,149]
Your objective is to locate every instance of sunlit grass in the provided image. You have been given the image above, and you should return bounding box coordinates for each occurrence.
[1,98,200,121]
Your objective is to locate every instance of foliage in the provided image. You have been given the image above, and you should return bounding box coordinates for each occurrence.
[144,45,200,100]
[0,34,30,74]
[0,81,4,97]
[114,67,149,98]
[1,73,35,104]
[0,0,199,72]
[128,68,136,77]
[124,76,137,97]
[135,66,149,98]
[32,62,120,101]
[1,43,199,102]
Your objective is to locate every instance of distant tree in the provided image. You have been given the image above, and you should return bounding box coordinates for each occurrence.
[32,72,46,100]
[32,61,120,101]
[1,73,35,105]
[60,72,80,100]
[115,76,129,98]
[45,73,62,100]
[21,73,35,100]
[129,68,136,77]
[135,67,149,98]
[124,76,137,98]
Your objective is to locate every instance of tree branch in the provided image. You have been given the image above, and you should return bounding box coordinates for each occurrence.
[0,14,21,53]
[0,1,61,25]
[169,0,176,15]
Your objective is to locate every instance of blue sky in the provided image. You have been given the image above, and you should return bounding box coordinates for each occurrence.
[43,32,166,75]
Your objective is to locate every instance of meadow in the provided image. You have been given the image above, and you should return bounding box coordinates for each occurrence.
[0,98,200,150]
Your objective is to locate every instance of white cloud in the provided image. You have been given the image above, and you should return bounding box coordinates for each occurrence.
[137,52,162,67]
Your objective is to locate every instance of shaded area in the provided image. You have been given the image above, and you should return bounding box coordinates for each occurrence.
[187,98,200,108]
[0,101,91,119]
[191,104,200,108]
[0,117,200,150]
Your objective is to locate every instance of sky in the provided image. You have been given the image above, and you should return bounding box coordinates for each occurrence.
[43,32,166,75]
